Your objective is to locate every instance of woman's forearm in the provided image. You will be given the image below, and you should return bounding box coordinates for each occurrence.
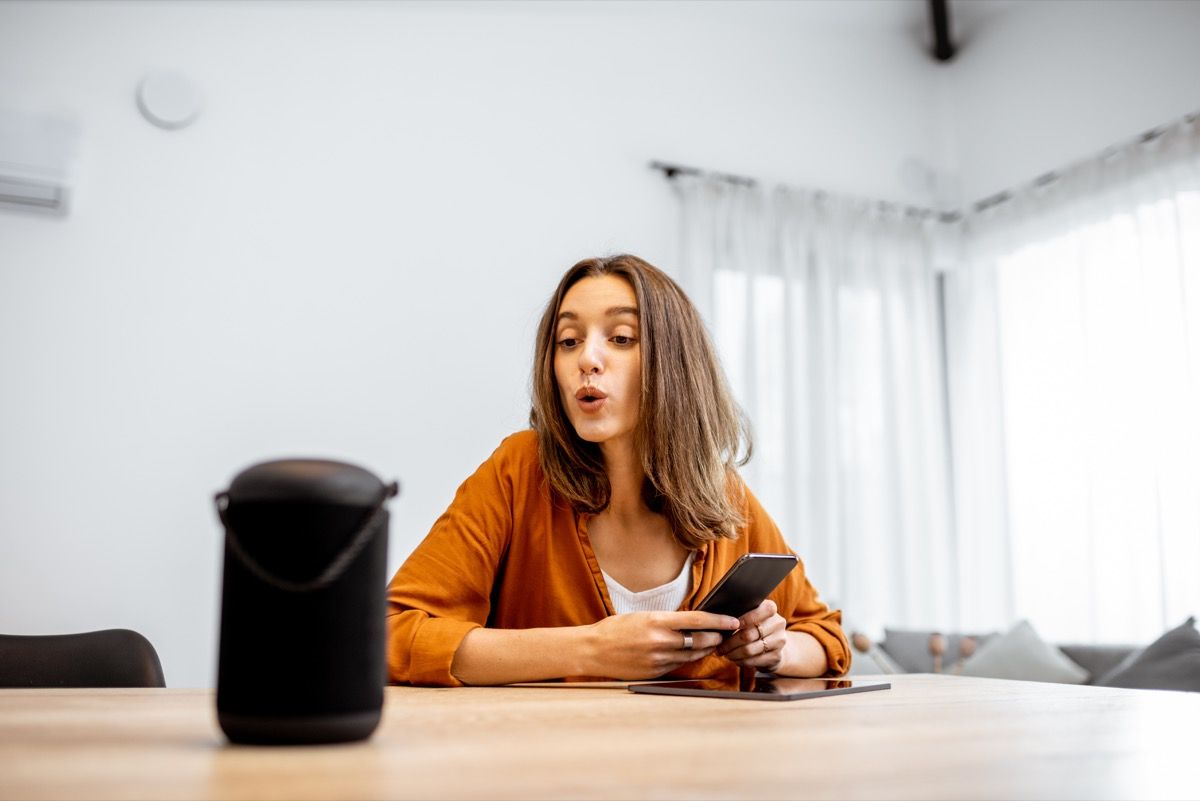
[449,610,740,685]
[775,631,830,677]
[450,625,595,685]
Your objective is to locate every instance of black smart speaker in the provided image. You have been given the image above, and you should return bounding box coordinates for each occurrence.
[214,458,398,745]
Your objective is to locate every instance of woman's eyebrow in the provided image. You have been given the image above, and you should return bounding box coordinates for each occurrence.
[555,306,639,324]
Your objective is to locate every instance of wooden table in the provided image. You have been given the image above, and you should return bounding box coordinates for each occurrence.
[1,674,1197,800]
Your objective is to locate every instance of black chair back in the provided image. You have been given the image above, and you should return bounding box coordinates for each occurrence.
[0,629,166,687]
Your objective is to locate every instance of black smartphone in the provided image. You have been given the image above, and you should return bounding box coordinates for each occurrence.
[692,552,799,622]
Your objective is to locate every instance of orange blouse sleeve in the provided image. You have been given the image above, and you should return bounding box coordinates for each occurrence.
[385,438,518,686]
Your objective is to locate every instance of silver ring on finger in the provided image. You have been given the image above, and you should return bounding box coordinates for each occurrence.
[761,637,770,655]
[682,633,694,650]
[755,624,765,643]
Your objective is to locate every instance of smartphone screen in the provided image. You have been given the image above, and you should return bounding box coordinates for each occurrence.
[693,552,799,620]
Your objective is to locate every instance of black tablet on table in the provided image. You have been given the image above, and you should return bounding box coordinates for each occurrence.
[628,676,890,701]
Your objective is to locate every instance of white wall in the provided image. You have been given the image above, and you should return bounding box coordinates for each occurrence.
[0,0,942,687]
[947,0,1200,203]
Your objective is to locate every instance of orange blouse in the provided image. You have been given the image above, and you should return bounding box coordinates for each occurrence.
[386,430,850,686]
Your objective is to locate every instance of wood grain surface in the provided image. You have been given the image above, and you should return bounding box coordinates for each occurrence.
[0,674,1196,800]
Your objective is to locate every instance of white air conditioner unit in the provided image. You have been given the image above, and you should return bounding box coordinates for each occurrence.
[0,110,79,216]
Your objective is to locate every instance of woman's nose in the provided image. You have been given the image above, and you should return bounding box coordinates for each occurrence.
[578,338,603,374]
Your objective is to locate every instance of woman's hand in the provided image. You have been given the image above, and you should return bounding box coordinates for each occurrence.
[716,599,789,673]
[584,611,741,680]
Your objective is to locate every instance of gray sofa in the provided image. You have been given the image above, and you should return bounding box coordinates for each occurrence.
[1056,643,1136,682]
[849,617,1199,691]
[848,629,1135,685]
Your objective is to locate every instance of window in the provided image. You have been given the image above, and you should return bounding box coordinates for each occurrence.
[995,190,1200,643]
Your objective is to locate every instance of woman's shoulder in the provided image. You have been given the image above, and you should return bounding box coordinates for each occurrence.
[484,429,542,476]
[727,475,791,551]
[480,430,558,509]
[493,429,538,457]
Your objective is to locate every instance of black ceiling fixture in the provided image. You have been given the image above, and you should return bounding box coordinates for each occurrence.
[929,0,956,62]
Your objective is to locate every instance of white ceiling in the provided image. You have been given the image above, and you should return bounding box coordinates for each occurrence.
[776,0,1027,48]
[821,0,1023,29]
[325,0,1029,53]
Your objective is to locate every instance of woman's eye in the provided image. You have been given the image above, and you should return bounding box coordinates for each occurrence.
[611,335,636,346]
[557,338,578,349]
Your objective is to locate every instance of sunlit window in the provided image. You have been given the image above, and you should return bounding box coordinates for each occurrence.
[996,190,1200,644]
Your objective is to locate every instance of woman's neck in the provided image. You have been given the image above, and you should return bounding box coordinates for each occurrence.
[591,435,686,592]
[599,437,648,521]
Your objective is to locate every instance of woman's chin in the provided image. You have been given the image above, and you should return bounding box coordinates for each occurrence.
[571,422,637,448]
[571,427,608,444]
[570,420,617,444]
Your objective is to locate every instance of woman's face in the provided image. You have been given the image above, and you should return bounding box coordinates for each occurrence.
[553,275,642,449]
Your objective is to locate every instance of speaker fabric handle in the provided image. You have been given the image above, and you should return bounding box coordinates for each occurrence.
[214,481,399,593]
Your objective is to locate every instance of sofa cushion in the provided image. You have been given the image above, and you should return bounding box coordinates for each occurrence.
[1058,643,1136,682]
[882,628,996,674]
[1094,617,1200,692]
[959,619,1090,684]
[846,644,905,676]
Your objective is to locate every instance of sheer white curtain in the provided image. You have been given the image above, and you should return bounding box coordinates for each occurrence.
[674,177,959,635]
[949,118,1200,644]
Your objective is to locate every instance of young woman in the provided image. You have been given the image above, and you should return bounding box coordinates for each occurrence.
[386,254,848,685]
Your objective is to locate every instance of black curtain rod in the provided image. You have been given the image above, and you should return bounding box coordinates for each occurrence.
[654,108,1199,224]
[650,160,960,223]
[649,160,757,187]
[970,109,1200,215]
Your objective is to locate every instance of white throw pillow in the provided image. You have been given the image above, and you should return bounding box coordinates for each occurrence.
[959,619,1090,684]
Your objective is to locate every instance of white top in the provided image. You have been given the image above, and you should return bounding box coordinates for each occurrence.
[601,552,696,614]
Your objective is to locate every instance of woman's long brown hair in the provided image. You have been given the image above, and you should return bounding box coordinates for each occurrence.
[529,254,752,548]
